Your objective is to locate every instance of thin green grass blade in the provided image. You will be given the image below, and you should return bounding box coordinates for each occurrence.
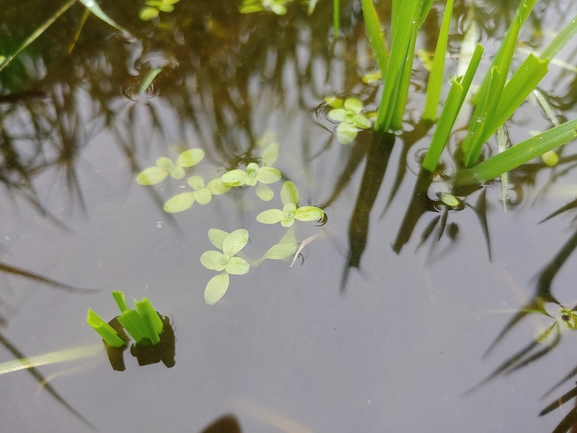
[479,54,549,145]
[0,345,102,375]
[361,0,389,80]
[421,43,482,171]
[87,308,126,347]
[466,119,577,182]
[540,14,577,60]
[375,0,422,132]
[138,68,162,94]
[422,80,463,171]
[462,67,502,165]
[0,0,76,73]
[77,0,129,34]
[333,0,340,38]
[463,0,537,166]
[418,0,434,28]
[423,0,455,121]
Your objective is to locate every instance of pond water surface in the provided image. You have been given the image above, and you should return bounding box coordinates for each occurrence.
[2,1,577,432]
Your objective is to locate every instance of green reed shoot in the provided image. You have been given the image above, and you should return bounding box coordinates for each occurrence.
[422,0,454,121]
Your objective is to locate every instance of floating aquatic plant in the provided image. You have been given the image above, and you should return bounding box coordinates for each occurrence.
[257,181,324,227]
[239,0,293,15]
[325,97,373,145]
[137,149,205,185]
[139,0,180,21]
[163,176,231,213]
[201,229,251,305]
[221,142,281,201]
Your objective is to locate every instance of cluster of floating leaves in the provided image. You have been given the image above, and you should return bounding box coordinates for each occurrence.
[136,135,325,305]
[239,0,293,15]
[325,97,374,145]
[139,0,180,21]
[257,181,324,227]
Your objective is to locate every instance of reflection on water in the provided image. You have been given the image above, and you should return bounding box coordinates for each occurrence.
[1,0,577,432]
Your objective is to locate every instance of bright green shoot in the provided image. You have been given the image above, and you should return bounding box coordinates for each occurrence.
[257,181,324,227]
[137,148,205,185]
[86,309,126,348]
[114,292,163,346]
[201,229,251,305]
[87,291,164,346]
[325,97,373,145]
[422,0,454,121]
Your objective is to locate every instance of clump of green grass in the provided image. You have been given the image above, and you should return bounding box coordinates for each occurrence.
[360,0,577,182]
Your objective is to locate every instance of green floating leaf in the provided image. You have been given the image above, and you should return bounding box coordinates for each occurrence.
[261,143,279,167]
[328,109,347,122]
[256,167,281,184]
[255,227,299,265]
[177,149,205,167]
[163,192,195,213]
[208,228,229,249]
[352,115,371,129]
[281,181,299,205]
[207,178,231,195]
[325,96,344,109]
[139,6,159,21]
[221,169,247,186]
[344,98,363,113]
[223,229,249,257]
[256,209,284,224]
[87,309,125,347]
[336,122,358,145]
[204,273,230,305]
[188,175,205,190]
[194,188,212,205]
[226,257,250,275]
[295,206,324,222]
[137,167,169,185]
[201,250,227,271]
[256,183,274,201]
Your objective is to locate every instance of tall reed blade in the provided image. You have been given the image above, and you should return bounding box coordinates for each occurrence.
[422,0,455,121]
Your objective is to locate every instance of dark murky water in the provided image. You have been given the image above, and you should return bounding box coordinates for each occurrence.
[2,1,577,432]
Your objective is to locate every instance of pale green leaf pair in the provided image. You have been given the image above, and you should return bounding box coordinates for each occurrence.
[326,97,372,145]
[201,229,251,305]
[137,148,205,185]
[257,181,324,227]
[163,176,231,213]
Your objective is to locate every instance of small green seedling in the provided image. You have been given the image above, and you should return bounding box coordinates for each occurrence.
[257,181,324,227]
[163,176,230,213]
[136,148,205,185]
[201,229,251,305]
[325,97,373,144]
[220,142,281,201]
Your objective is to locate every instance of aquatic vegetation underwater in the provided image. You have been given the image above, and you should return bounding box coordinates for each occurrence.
[2,0,577,432]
